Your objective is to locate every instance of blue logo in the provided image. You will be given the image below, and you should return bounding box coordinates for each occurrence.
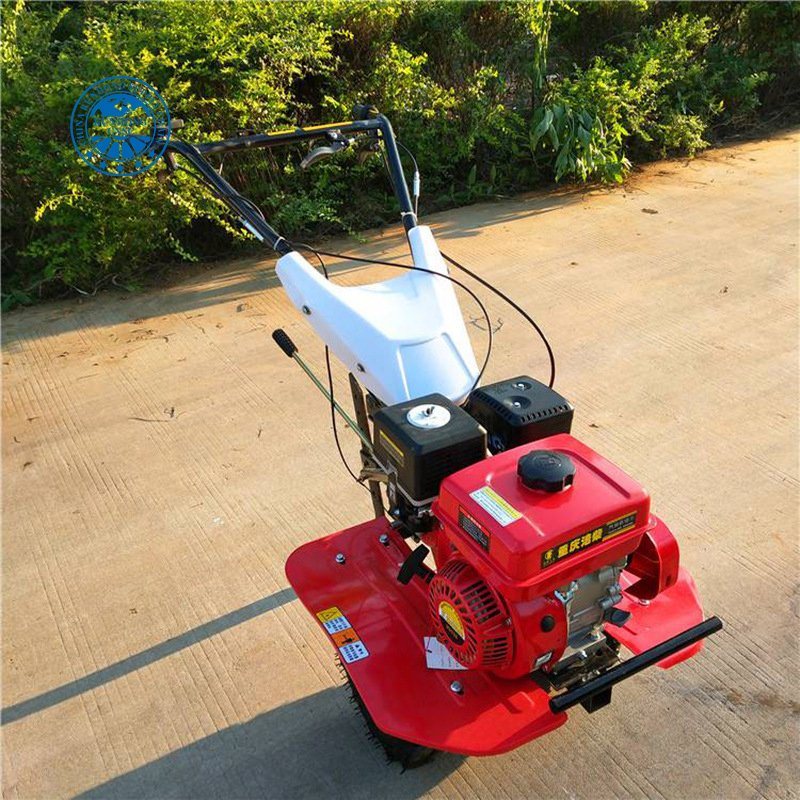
[70,76,170,176]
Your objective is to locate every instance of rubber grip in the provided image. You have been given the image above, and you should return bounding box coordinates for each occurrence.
[272,328,297,358]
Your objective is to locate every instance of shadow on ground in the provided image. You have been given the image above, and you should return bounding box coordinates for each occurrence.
[2,588,297,726]
[77,686,463,800]
[1,186,585,346]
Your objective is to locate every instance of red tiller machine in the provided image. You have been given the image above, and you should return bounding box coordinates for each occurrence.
[163,105,722,766]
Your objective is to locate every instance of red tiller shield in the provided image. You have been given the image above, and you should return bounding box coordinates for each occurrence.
[285,517,567,756]
[285,516,707,755]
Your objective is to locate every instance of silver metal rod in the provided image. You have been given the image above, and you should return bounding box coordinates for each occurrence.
[291,353,374,450]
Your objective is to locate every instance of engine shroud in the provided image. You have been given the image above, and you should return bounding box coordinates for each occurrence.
[430,433,658,678]
[428,559,513,669]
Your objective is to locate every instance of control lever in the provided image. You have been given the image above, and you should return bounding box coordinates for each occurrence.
[271,329,373,450]
[397,544,433,585]
[300,137,349,170]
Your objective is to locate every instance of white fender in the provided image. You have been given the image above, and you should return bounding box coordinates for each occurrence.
[275,226,479,405]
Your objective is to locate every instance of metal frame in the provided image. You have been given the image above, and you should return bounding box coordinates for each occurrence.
[165,111,416,255]
[548,616,723,713]
[174,108,419,519]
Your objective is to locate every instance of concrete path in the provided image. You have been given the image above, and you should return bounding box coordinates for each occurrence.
[3,131,798,799]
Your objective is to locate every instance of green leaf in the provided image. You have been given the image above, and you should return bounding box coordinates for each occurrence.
[530,106,554,150]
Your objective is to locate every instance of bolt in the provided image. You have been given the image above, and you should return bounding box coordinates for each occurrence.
[335,553,346,564]
[356,363,365,373]
[379,534,389,546]
[450,681,463,694]
[302,305,311,315]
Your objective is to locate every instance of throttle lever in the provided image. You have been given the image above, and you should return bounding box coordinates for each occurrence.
[300,139,348,170]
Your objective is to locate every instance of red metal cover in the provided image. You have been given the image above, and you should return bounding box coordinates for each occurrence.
[434,434,651,594]
[285,517,567,756]
[286,516,707,755]
[611,564,707,668]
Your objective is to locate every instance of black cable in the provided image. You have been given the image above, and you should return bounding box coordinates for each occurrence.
[292,243,494,491]
[296,245,370,493]
[176,165,270,227]
[396,140,420,217]
[440,251,557,388]
[309,246,555,389]
[396,140,419,175]
[175,168,368,487]
[179,159,554,388]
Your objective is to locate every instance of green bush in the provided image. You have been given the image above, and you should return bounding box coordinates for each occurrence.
[1,0,797,306]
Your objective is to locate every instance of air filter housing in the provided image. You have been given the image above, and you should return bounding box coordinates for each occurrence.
[428,559,513,669]
[466,375,573,454]
[372,393,486,505]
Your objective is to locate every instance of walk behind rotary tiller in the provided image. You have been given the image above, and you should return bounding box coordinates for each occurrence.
[161,105,721,766]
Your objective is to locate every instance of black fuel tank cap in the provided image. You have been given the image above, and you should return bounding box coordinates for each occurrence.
[517,450,575,492]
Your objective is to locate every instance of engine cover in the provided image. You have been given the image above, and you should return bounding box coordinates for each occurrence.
[432,434,652,598]
[430,433,659,678]
[428,559,513,669]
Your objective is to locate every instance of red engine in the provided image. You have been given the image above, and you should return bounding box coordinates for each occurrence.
[429,434,679,682]
[285,382,719,758]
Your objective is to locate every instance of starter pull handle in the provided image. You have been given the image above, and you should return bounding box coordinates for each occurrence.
[397,544,433,585]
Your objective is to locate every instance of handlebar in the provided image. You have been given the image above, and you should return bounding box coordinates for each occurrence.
[164,106,416,256]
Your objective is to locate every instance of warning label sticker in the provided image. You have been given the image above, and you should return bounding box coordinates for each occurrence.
[316,607,370,663]
[317,607,352,633]
[423,636,466,671]
[331,628,360,648]
[469,485,522,526]
[339,641,369,664]
[379,430,405,467]
[459,507,490,550]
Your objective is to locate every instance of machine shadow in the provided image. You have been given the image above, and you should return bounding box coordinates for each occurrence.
[77,686,464,800]
[1,587,297,726]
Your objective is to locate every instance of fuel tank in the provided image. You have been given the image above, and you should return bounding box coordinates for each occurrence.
[431,434,653,599]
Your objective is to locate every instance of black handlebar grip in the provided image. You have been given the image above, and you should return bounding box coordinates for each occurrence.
[272,329,298,358]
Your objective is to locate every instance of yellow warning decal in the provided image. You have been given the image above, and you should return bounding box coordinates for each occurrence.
[469,485,522,527]
[301,121,352,132]
[315,607,370,663]
[316,606,349,630]
[379,430,405,467]
[266,121,352,137]
[438,601,466,645]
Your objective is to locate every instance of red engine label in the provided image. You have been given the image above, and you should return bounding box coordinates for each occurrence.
[541,512,638,568]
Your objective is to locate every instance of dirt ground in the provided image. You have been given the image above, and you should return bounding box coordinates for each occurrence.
[3,130,798,800]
